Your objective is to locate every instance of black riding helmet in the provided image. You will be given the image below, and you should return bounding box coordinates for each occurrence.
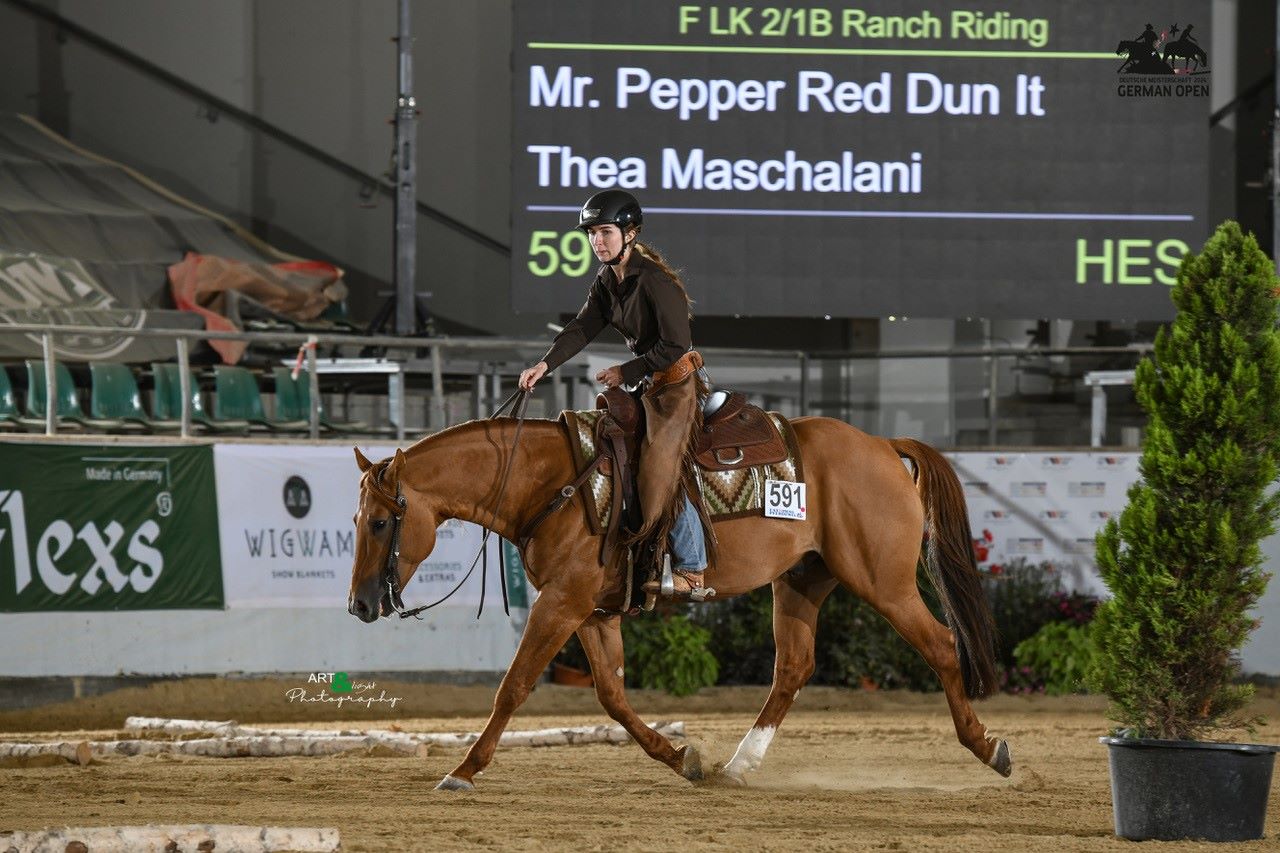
[577,189,643,232]
[578,190,642,266]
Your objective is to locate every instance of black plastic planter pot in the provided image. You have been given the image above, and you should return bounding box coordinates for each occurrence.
[1100,736,1279,841]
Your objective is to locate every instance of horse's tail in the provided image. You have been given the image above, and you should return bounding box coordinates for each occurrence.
[889,437,999,699]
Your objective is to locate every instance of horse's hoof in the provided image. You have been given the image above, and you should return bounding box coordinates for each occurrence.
[717,768,748,787]
[678,744,703,782]
[987,739,1012,778]
[435,773,475,791]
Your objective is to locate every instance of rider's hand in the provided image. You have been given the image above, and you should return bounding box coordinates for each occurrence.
[519,361,548,391]
[595,365,624,388]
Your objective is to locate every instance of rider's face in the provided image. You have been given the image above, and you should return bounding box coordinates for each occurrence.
[587,224,629,260]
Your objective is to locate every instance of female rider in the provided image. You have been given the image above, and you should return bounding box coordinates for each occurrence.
[518,190,708,596]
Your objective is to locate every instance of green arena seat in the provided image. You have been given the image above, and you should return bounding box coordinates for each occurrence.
[215,365,307,432]
[88,362,159,431]
[271,367,367,433]
[0,366,25,430]
[152,362,249,433]
[23,360,125,431]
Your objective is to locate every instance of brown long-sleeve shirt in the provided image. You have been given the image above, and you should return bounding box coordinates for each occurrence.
[540,252,692,386]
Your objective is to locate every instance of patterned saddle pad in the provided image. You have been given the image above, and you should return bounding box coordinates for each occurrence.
[559,408,805,531]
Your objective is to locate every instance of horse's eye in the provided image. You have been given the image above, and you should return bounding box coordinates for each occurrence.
[371,519,388,532]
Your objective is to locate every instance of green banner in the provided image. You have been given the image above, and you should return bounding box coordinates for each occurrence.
[0,443,223,611]
[501,538,530,609]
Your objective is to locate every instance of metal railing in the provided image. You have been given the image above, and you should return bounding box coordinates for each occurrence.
[0,322,1155,446]
[0,323,809,440]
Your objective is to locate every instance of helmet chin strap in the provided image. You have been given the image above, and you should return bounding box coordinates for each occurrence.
[605,233,637,266]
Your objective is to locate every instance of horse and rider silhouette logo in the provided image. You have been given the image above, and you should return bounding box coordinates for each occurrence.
[1117,22,1209,74]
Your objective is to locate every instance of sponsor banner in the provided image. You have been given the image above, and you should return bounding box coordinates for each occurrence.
[214,445,526,609]
[947,451,1140,595]
[0,443,223,611]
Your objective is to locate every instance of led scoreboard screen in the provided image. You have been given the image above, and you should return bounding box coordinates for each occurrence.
[511,2,1210,320]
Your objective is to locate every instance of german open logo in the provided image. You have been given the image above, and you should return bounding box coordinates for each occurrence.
[1116,21,1209,98]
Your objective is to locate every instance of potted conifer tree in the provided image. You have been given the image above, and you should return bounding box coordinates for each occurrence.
[1090,221,1280,841]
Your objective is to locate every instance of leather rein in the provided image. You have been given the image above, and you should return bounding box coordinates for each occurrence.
[380,389,530,620]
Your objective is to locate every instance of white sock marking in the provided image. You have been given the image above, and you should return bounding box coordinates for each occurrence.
[725,725,776,776]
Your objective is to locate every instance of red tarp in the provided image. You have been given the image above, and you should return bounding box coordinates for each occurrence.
[168,252,347,363]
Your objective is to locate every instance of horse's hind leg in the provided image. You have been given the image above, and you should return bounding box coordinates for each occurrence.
[859,571,1010,776]
[577,614,700,781]
[723,561,839,784]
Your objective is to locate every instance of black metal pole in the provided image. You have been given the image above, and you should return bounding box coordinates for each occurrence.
[394,0,418,335]
[1274,0,1280,261]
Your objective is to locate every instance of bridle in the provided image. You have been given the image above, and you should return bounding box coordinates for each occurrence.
[379,481,409,612]
[376,388,530,620]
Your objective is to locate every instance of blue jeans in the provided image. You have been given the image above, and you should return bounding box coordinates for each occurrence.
[669,494,707,571]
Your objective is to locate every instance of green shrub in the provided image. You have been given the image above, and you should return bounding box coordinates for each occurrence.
[690,586,776,685]
[1014,621,1095,695]
[554,609,719,696]
[622,612,718,696]
[981,558,1063,667]
[691,567,942,692]
[1090,221,1280,740]
[811,586,940,691]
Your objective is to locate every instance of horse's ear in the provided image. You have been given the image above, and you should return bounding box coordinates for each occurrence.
[389,448,407,476]
[354,447,373,472]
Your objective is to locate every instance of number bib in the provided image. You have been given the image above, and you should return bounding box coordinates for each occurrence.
[764,480,806,520]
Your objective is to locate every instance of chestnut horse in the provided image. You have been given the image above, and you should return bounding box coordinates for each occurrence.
[347,415,1010,790]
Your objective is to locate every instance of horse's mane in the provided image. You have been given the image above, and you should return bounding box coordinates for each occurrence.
[400,416,560,456]
[358,416,562,505]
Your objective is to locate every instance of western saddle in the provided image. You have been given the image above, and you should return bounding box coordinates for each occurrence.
[587,383,788,609]
[519,372,791,612]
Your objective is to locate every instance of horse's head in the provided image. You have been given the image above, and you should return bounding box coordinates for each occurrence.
[347,447,438,622]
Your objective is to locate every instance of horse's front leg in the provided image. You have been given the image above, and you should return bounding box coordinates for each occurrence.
[577,613,701,781]
[437,589,593,790]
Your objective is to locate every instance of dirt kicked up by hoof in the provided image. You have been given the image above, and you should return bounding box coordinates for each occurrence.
[987,739,1013,777]
[706,766,748,787]
[434,774,475,792]
[678,744,703,782]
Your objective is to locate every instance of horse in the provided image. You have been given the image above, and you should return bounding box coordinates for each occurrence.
[346,413,1010,790]
[1163,40,1207,72]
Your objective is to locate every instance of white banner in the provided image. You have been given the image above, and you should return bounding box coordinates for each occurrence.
[214,444,503,609]
[945,451,1141,596]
